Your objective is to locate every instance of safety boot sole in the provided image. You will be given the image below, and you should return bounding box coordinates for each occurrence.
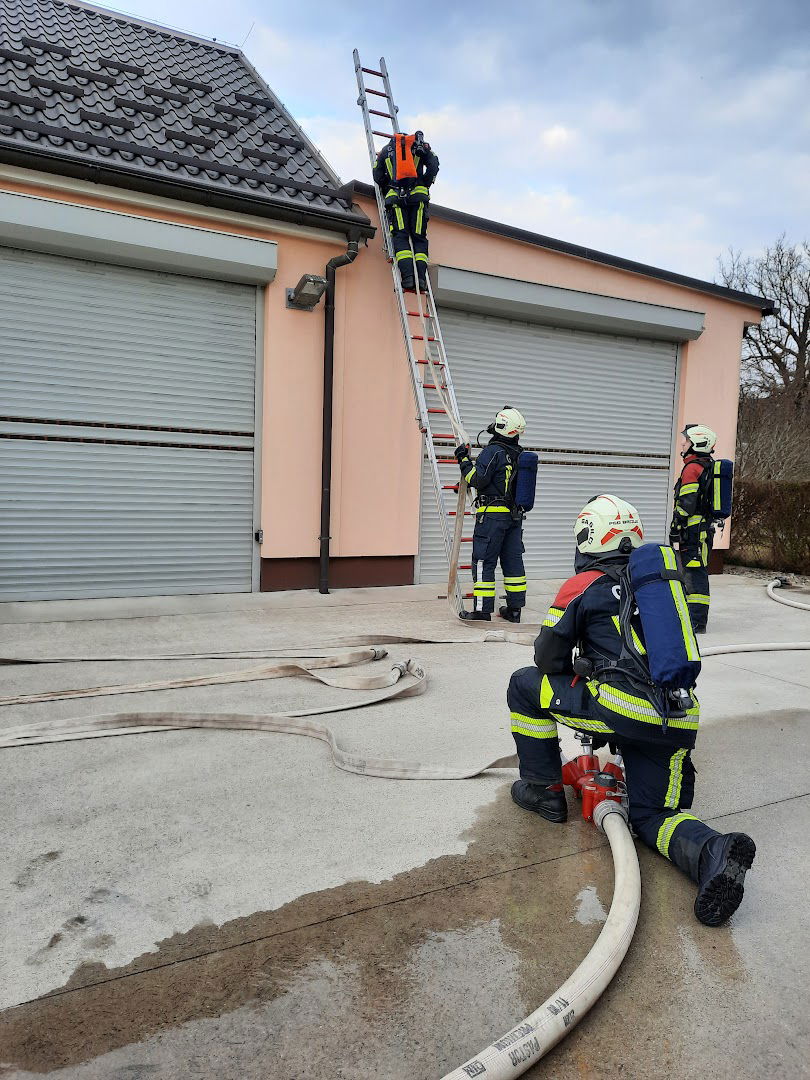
[694,833,756,927]
[510,781,568,823]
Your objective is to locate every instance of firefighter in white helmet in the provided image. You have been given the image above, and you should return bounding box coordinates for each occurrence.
[507,494,755,926]
[671,424,718,632]
[454,407,528,622]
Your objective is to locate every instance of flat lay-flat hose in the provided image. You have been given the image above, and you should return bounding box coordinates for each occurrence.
[1,599,807,1076]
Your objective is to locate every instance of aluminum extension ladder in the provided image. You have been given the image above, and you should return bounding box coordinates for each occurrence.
[353,50,472,614]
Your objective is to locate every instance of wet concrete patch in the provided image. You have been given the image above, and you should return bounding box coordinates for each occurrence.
[0,786,610,1075]
[2,801,809,1078]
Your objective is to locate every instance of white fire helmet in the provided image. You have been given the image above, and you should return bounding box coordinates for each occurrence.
[494,407,526,437]
[682,424,717,453]
[574,494,644,555]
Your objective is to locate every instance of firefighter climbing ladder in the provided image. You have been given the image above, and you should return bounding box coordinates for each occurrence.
[353,51,472,615]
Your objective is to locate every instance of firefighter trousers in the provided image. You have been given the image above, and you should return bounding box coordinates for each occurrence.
[471,509,526,613]
[681,519,713,630]
[387,195,429,288]
[507,665,716,883]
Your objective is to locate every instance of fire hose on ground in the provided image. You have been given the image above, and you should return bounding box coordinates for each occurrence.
[0,583,807,1077]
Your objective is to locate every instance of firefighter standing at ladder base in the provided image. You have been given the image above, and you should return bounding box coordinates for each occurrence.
[454,408,528,623]
[507,495,756,926]
[372,131,439,292]
[671,424,717,633]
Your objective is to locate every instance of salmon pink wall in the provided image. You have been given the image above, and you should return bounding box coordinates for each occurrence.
[0,171,763,567]
[349,195,762,550]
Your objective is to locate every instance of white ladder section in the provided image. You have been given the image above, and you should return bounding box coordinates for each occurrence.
[353,50,472,613]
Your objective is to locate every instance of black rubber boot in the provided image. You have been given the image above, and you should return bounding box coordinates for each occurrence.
[459,610,491,621]
[499,606,521,623]
[694,832,756,926]
[511,780,568,823]
[694,626,708,635]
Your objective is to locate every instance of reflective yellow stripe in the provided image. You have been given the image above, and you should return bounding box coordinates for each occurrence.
[687,594,710,606]
[662,545,700,662]
[414,252,429,263]
[394,206,405,231]
[510,712,557,739]
[476,505,511,513]
[714,463,721,511]
[611,614,646,655]
[412,184,429,195]
[679,483,700,496]
[552,713,614,734]
[597,682,700,730]
[395,249,412,262]
[656,812,700,857]
[416,204,424,233]
[665,748,688,808]
[686,559,702,567]
[543,606,564,628]
[686,514,703,526]
[464,467,475,483]
[385,158,393,178]
[540,675,554,710]
[504,576,527,583]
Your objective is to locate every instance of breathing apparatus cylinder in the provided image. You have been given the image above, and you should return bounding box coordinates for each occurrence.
[514,452,538,512]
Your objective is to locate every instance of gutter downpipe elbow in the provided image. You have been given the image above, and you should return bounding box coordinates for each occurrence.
[319,234,361,594]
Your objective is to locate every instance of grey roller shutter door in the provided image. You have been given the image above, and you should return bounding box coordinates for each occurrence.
[417,308,677,582]
[0,247,258,600]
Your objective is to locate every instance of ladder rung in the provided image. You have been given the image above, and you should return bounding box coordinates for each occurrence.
[459,564,472,570]
[423,384,448,391]
[365,87,388,98]
[370,108,392,119]
[373,129,396,138]
[460,537,473,542]
[448,511,473,516]
[431,433,456,440]
[362,66,384,76]
[411,335,438,342]
[436,457,456,463]
[416,359,444,366]
[428,408,447,414]
[406,310,428,317]
[441,484,459,490]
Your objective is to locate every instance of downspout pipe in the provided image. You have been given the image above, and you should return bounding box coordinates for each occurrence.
[319,235,361,594]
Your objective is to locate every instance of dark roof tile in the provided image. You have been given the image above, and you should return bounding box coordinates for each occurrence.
[0,0,371,232]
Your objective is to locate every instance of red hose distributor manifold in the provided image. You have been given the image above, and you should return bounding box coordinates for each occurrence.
[562,733,628,823]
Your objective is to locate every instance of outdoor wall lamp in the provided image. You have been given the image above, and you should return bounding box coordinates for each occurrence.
[286,273,328,310]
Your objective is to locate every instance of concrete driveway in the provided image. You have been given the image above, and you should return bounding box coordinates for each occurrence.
[0,576,808,1079]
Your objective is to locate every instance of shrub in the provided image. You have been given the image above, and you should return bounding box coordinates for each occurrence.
[728,480,810,573]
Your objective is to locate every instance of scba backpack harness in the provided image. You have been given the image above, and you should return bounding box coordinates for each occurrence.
[595,544,701,730]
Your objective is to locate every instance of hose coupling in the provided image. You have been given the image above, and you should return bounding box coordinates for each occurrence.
[371,647,388,660]
[594,798,629,834]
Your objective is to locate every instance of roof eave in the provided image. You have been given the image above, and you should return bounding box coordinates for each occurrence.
[351,181,774,315]
[0,145,375,237]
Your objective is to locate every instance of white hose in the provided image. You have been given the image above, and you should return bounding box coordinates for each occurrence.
[443,805,640,1080]
[702,641,810,655]
[767,577,810,611]
[444,637,810,1079]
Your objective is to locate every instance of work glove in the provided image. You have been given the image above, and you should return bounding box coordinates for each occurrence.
[454,443,470,462]
[383,189,400,209]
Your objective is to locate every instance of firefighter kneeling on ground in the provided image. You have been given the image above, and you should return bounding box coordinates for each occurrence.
[372,131,439,292]
[671,423,718,633]
[507,494,756,926]
[454,407,528,623]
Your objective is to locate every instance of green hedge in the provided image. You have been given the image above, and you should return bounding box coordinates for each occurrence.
[728,480,810,573]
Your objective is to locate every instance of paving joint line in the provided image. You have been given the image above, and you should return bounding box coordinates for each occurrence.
[10,790,810,1011]
[14,840,608,1008]
[708,656,810,693]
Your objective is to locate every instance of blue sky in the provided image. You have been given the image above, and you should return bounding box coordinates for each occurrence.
[104,0,807,279]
